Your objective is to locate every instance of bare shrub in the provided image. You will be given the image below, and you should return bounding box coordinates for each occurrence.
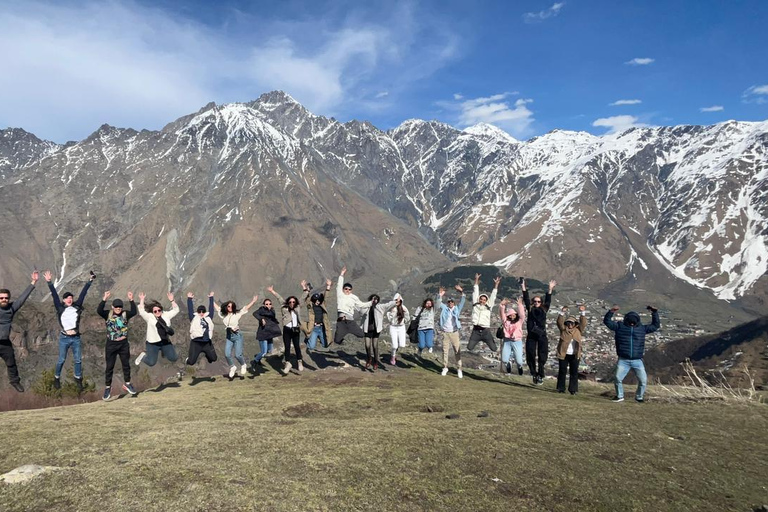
[656,359,764,404]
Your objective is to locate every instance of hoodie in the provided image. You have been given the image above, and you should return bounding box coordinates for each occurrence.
[556,312,588,359]
[603,310,660,359]
[499,303,526,340]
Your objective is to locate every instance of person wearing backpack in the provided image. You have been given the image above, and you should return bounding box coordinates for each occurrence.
[134,292,182,379]
[436,285,466,378]
[556,305,587,395]
[522,278,556,385]
[97,290,139,400]
[499,297,526,376]
[43,269,95,392]
[0,270,38,392]
[467,274,501,353]
[386,294,409,366]
[359,292,398,370]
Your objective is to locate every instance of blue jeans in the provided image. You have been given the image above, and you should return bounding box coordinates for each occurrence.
[253,339,269,363]
[417,329,435,350]
[56,334,82,378]
[225,332,245,366]
[142,341,178,366]
[306,325,326,350]
[501,339,524,367]
[615,358,648,400]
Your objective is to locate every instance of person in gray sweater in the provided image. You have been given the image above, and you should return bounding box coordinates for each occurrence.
[413,298,436,356]
[0,271,38,392]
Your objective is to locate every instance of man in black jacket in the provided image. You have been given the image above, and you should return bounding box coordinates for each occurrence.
[0,271,39,392]
[97,290,139,400]
[522,278,556,385]
[603,305,661,402]
[44,270,94,391]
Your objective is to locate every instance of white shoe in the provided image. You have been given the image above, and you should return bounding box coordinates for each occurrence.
[281,362,292,375]
[298,361,304,372]
[428,347,433,354]
[457,369,463,379]
[441,367,449,376]
[239,364,247,376]
[135,352,145,366]
[228,365,237,378]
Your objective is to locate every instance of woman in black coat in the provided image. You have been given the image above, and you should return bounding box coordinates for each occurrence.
[249,298,282,372]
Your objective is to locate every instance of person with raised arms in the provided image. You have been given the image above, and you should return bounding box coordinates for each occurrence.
[499,297,526,376]
[0,270,38,392]
[97,290,138,400]
[135,291,181,379]
[333,266,373,345]
[522,278,556,385]
[44,269,95,392]
[413,297,437,357]
[386,294,409,366]
[268,285,304,374]
[249,297,282,373]
[301,279,332,354]
[185,292,219,372]
[467,274,501,353]
[556,304,588,395]
[436,285,465,378]
[359,292,398,370]
[217,295,258,379]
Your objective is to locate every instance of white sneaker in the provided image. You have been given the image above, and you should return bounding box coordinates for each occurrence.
[239,364,247,376]
[428,347,433,354]
[228,365,237,378]
[298,361,304,372]
[135,352,146,366]
[281,362,292,375]
[441,367,449,376]
[457,369,463,379]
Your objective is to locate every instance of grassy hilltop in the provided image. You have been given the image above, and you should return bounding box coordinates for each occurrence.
[0,354,767,512]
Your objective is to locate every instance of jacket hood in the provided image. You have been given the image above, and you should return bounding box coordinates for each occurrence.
[623,311,641,326]
[565,315,578,324]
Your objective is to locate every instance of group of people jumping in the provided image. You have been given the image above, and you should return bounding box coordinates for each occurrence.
[0,267,661,403]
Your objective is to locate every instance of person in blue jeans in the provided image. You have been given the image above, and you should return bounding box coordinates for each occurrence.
[300,279,333,354]
[603,305,661,402]
[217,295,258,379]
[413,298,436,356]
[249,298,282,373]
[44,269,94,392]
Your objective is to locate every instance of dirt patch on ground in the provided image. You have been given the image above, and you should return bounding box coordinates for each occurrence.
[282,403,328,418]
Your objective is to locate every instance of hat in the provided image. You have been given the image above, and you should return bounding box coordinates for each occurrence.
[446,297,455,303]
[62,292,74,299]
[112,299,124,308]
[564,316,578,325]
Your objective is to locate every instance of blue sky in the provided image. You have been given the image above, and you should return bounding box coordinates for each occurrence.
[1,0,767,142]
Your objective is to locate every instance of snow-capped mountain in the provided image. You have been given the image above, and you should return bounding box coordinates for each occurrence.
[1,91,766,310]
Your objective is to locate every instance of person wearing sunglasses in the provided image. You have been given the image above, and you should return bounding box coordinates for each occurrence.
[436,285,466,378]
[96,290,139,400]
[0,270,38,392]
[358,291,398,370]
[135,291,181,378]
[556,305,588,395]
[522,277,556,385]
[300,278,333,356]
[44,269,95,392]
[467,274,501,354]
[333,266,373,346]
[216,295,258,379]
[267,285,304,374]
[185,292,220,373]
[250,297,282,372]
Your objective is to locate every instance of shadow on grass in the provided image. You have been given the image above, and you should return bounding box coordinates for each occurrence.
[145,382,181,393]
[190,376,216,386]
[401,353,442,374]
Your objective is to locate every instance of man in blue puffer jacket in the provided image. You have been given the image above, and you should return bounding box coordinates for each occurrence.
[603,305,661,402]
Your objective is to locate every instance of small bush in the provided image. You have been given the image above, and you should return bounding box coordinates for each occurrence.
[32,368,97,398]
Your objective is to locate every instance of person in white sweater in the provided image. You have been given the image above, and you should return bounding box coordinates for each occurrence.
[135,292,181,373]
[216,295,258,378]
[333,266,373,345]
[467,274,501,352]
[386,294,410,366]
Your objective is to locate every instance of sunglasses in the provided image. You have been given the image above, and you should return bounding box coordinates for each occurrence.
[533,300,542,303]
[113,306,123,310]
[343,288,352,291]
[264,303,272,306]
[0,297,9,300]
[288,300,297,304]
[152,309,162,313]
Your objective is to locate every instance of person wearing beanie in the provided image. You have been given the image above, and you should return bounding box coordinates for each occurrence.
[522,277,556,385]
[436,285,466,378]
[604,305,661,403]
[333,266,373,345]
[43,269,94,392]
[185,292,219,372]
[97,290,139,400]
[0,270,39,392]
[556,305,588,395]
[467,274,501,353]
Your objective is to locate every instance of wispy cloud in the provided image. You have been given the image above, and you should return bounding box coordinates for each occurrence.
[0,1,460,142]
[453,93,464,100]
[592,115,648,134]
[625,57,655,66]
[523,2,565,23]
[699,105,724,112]
[443,93,535,138]
[375,91,390,99]
[609,99,642,106]
[742,84,768,105]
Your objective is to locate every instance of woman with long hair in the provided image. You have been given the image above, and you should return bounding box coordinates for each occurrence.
[249,297,282,374]
[386,294,409,366]
[413,297,436,356]
[216,295,258,379]
[499,297,526,376]
[268,285,303,374]
[135,292,183,379]
[359,293,397,370]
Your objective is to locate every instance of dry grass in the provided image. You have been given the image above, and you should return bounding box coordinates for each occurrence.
[656,359,764,404]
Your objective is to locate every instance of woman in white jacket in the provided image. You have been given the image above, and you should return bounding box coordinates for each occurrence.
[134,292,181,373]
[359,293,398,371]
[386,294,410,366]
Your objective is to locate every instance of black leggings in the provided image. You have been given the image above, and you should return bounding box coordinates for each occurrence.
[526,334,548,379]
[282,327,302,363]
[557,354,579,393]
[364,332,380,361]
[186,340,218,365]
[0,339,20,385]
[105,339,131,387]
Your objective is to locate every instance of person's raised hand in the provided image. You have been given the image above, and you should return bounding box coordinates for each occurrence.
[610,305,620,312]
[267,285,275,294]
[579,304,586,312]
[127,291,134,301]
[340,266,347,276]
[561,306,568,312]
[187,292,194,299]
[167,292,175,302]
[208,291,214,298]
[138,292,146,302]
[438,287,446,297]
[501,298,509,305]
[301,280,307,290]
[549,280,557,291]
[103,291,111,301]
[325,278,332,288]
[31,270,39,284]
[455,284,463,293]
[493,276,502,288]
[43,270,53,282]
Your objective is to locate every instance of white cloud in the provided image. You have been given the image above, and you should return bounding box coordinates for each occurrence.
[375,91,390,99]
[447,93,535,138]
[609,99,642,106]
[625,58,655,66]
[0,1,460,142]
[523,2,565,23]
[699,105,724,112]
[592,115,648,134]
[742,84,768,104]
[453,93,464,100]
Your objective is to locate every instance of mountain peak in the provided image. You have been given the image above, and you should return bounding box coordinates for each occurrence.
[463,122,519,143]
[252,90,301,107]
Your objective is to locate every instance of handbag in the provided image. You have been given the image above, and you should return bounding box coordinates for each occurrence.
[407,309,422,343]
[495,325,504,340]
